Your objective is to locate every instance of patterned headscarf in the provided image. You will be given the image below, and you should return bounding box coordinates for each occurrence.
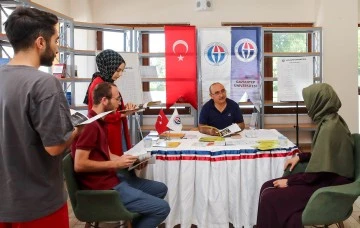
[83,49,125,104]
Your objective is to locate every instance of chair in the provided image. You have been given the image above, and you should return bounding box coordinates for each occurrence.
[283,133,360,228]
[63,154,140,228]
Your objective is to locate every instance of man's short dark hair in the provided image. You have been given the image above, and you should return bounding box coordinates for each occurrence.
[93,82,117,105]
[4,7,58,53]
[209,82,221,94]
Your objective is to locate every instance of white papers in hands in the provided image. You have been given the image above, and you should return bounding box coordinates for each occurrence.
[128,152,152,171]
[70,109,113,126]
[125,147,153,171]
[119,101,161,114]
[218,123,241,137]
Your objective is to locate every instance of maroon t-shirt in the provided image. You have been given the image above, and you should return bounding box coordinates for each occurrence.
[71,110,120,190]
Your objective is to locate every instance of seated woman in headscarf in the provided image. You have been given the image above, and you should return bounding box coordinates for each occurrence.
[83,49,136,156]
[256,83,354,228]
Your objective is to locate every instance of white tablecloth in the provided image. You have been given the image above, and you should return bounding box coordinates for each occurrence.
[132,129,298,228]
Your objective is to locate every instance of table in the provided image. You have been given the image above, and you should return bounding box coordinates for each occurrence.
[133,129,298,228]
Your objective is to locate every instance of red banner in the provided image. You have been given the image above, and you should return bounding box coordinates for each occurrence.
[165,26,197,109]
[155,109,169,135]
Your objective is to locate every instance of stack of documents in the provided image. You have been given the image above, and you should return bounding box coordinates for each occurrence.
[253,140,279,150]
[199,136,225,142]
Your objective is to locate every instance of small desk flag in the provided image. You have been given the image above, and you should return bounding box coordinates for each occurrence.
[167,108,182,132]
[155,109,169,135]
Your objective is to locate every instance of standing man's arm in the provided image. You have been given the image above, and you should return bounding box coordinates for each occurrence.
[33,78,83,157]
[45,126,82,156]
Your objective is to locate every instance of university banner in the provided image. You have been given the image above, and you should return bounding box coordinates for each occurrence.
[198,28,231,104]
[165,26,197,109]
[231,27,262,110]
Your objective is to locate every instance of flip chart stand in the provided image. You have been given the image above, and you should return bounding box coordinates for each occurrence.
[294,102,299,147]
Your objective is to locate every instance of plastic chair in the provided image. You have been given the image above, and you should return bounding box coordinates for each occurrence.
[283,133,360,228]
[63,153,140,228]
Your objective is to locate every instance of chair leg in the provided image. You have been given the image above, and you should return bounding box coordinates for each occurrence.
[84,222,100,228]
[118,220,132,228]
[337,221,345,228]
[322,223,344,228]
[84,221,130,228]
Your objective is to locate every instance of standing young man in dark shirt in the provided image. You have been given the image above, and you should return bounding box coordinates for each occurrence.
[0,7,82,228]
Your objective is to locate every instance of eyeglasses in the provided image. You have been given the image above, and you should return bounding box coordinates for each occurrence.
[109,96,121,101]
[211,89,226,96]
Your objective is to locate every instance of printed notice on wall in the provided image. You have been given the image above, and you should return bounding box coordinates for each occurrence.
[114,52,143,105]
[277,57,313,102]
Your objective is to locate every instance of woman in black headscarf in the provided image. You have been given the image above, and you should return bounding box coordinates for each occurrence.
[84,49,135,156]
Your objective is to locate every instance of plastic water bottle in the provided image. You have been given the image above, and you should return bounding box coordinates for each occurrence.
[143,137,153,148]
[278,135,287,147]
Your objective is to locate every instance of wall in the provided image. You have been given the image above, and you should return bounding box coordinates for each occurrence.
[88,0,359,133]
[31,0,360,134]
[315,0,359,133]
[90,0,316,26]
[32,0,90,20]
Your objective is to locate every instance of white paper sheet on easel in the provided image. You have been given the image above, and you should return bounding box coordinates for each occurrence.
[140,66,158,78]
[114,52,143,105]
[277,57,313,102]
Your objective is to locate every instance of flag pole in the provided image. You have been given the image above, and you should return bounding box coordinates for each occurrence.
[134,112,144,140]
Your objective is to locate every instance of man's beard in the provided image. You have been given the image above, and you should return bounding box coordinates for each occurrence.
[104,102,116,112]
[40,42,55,67]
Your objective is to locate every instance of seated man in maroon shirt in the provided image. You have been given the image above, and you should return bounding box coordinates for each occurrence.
[71,82,170,228]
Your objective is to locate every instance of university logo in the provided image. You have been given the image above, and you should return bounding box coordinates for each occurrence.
[204,42,228,66]
[173,116,181,125]
[234,38,257,62]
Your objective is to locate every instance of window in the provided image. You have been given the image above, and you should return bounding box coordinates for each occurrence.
[265,30,312,114]
[103,31,125,52]
[98,23,318,115]
[148,33,165,103]
[262,24,316,114]
[271,33,308,101]
[138,27,191,115]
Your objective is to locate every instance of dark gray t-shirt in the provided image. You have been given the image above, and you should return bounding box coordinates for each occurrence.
[0,65,74,222]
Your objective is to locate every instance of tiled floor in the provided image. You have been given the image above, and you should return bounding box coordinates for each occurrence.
[68,196,360,228]
[67,199,85,228]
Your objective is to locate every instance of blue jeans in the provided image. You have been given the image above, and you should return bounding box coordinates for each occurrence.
[113,171,170,228]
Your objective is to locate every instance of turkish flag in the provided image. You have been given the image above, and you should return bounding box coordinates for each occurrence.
[155,109,169,135]
[165,26,197,109]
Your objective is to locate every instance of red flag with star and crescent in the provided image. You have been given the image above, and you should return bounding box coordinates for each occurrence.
[155,109,169,135]
[165,26,197,109]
